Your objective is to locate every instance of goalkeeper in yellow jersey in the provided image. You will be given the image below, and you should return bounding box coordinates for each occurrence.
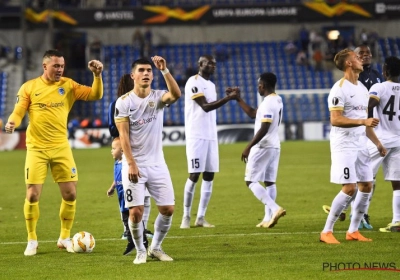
[5,49,104,256]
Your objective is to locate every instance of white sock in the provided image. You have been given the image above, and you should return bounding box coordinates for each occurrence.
[323,191,352,233]
[183,179,196,218]
[197,180,213,218]
[263,184,277,221]
[143,196,151,229]
[392,190,400,223]
[151,214,172,250]
[348,190,370,233]
[343,191,356,213]
[248,182,279,213]
[128,219,145,251]
[349,188,358,217]
[365,181,376,215]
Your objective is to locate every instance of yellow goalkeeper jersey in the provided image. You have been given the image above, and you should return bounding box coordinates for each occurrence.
[15,76,94,150]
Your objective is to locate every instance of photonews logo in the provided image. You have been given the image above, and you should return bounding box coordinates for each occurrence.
[323,262,400,272]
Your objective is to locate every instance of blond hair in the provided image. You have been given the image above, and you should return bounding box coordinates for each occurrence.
[334,48,353,71]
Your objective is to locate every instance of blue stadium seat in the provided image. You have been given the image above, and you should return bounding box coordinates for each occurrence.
[67,40,346,125]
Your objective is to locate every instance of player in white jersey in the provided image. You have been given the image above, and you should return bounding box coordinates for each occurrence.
[320,49,386,244]
[367,56,400,232]
[115,57,181,264]
[180,55,239,229]
[229,72,286,228]
[322,44,384,229]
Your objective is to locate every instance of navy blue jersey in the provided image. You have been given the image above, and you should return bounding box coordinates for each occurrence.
[358,65,384,90]
[114,160,128,212]
[108,100,119,138]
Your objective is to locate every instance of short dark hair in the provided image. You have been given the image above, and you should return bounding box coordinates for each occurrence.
[43,49,63,60]
[259,72,277,88]
[334,48,353,71]
[198,55,214,65]
[117,74,134,97]
[355,44,370,51]
[131,58,152,71]
[385,56,400,77]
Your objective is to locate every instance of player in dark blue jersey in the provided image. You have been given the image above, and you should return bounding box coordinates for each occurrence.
[355,44,384,91]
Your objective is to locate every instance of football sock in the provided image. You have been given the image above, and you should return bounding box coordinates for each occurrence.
[143,196,151,229]
[151,214,172,250]
[264,184,277,221]
[348,189,357,217]
[197,180,213,218]
[392,190,400,223]
[365,181,376,215]
[248,182,279,213]
[348,190,370,233]
[59,199,76,239]
[128,219,145,251]
[343,188,358,215]
[183,179,196,217]
[121,211,131,240]
[24,199,39,241]
[323,191,352,233]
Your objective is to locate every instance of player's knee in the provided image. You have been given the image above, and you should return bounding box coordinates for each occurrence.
[358,182,372,193]
[63,191,76,201]
[129,212,143,223]
[203,172,214,181]
[189,173,200,183]
[342,183,357,196]
[26,184,41,202]
[392,181,400,191]
[158,205,174,216]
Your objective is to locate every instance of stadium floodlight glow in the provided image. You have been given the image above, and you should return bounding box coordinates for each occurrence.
[327,30,340,40]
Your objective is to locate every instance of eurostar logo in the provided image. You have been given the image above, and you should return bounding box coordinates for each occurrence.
[143,5,210,24]
[304,1,371,18]
[25,8,78,25]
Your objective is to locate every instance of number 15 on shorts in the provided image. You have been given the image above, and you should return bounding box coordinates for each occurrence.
[191,158,200,169]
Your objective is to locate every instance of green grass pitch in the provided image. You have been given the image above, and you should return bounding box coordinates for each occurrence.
[0,141,399,279]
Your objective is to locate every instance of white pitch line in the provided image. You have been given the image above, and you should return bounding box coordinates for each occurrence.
[0,231,348,245]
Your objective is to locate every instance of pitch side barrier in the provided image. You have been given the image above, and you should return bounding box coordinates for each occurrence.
[0,89,334,151]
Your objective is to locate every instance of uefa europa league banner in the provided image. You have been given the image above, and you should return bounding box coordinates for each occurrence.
[1,1,399,29]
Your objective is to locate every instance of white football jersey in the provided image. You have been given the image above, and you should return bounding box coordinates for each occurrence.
[114,89,167,166]
[328,78,369,152]
[255,93,283,148]
[184,74,217,140]
[369,81,400,148]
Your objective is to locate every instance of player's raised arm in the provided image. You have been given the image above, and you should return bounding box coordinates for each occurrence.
[87,60,104,101]
[227,87,256,119]
[152,56,181,105]
[5,85,30,134]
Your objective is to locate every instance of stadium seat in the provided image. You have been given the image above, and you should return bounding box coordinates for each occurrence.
[64,40,348,125]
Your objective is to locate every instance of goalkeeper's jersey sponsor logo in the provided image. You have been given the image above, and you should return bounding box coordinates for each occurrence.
[38,101,65,109]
